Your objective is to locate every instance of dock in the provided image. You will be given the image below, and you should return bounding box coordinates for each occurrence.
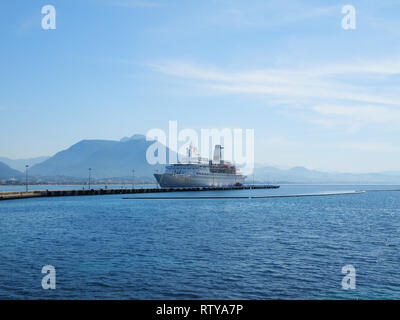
[0,185,280,201]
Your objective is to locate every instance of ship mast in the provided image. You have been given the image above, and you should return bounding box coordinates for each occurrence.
[186,142,197,164]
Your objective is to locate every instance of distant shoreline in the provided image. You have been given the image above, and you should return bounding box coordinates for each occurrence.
[2,183,400,187]
[0,183,157,187]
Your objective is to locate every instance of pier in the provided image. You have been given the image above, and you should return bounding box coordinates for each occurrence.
[0,185,280,201]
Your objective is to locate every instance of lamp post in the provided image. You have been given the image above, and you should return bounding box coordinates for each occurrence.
[88,168,92,189]
[132,169,135,189]
[25,165,29,192]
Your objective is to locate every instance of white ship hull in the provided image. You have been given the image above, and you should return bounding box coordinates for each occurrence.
[154,173,246,188]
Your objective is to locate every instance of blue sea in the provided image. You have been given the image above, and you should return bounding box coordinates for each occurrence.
[0,184,399,299]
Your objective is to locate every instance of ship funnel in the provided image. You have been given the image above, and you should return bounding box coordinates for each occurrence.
[213,145,223,164]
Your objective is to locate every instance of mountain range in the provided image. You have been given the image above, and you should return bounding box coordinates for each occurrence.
[0,156,50,172]
[1,134,400,184]
[0,161,23,180]
[254,166,400,184]
[29,134,167,180]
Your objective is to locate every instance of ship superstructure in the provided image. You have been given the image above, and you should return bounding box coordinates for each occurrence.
[154,145,246,188]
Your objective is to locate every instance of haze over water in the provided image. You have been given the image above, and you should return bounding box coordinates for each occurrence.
[1,185,399,299]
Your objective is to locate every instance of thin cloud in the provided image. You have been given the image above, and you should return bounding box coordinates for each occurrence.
[313,105,400,123]
[149,59,400,132]
[150,60,400,106]
[335,141,400,153]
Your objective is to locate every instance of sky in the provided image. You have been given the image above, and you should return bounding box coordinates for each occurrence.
[1,0,400,173]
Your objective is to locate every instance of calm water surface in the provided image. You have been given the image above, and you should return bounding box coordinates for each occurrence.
[0,185,399,299]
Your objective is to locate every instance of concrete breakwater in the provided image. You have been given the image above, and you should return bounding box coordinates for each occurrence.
[0,185,280,201]
[122,190,367,200]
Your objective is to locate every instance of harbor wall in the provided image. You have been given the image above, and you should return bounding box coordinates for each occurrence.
[0,185,280,201]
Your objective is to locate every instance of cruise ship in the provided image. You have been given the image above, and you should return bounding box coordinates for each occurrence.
[154,145,246,188]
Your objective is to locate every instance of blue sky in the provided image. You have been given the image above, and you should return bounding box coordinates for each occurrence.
[1,0,400,173]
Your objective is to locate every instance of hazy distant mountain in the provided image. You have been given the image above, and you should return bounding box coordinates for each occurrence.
[119,134,147,142]
[29,135,170,180]
[0,156,50,172]
[254,166,400,184]
[12,134,400,184]
[0,161,23,180]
